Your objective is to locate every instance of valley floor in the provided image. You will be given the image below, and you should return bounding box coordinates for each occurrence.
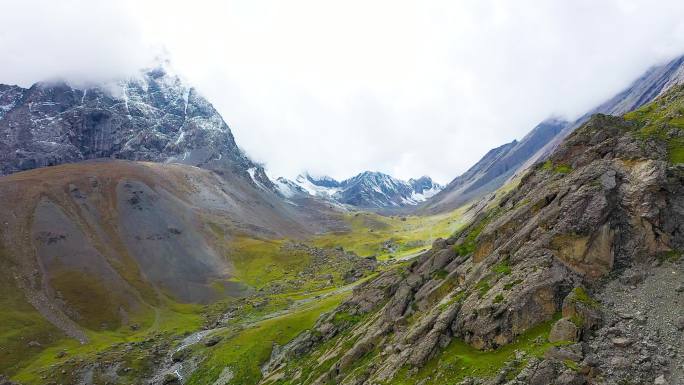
[2,201,471,385]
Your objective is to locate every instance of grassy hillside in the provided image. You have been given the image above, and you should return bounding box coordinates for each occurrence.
[313,207,471,261]
[2,162,472,384]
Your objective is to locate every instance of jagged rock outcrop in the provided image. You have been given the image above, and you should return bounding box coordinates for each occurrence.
[259,88,684,385]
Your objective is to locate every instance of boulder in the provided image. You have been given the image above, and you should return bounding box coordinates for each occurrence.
[556,370,587,385]
[544,346,583,362]
[549,318,580,343]
[676,316,684,331]
[562,287,602,331]
[529,360,562,385]
[203,335,222,347]
[611,337,632,348]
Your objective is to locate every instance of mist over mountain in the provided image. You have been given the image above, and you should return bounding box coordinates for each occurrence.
[422,53,684,214]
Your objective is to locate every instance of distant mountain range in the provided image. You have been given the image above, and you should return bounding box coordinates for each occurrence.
[274,171,443,209]
[3,54,684,216]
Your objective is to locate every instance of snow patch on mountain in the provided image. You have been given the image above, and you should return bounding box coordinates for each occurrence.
[273,177,306,198]
[294,173,341,197]
[273,171,443,209]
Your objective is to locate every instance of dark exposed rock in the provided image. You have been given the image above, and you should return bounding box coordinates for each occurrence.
[549,318,580,343]
[203,335,222,347]
[0,375,20,385]
[544,345,583,362]
[562,288,602,332]
[0,68,274,191]
[161,373,180,384]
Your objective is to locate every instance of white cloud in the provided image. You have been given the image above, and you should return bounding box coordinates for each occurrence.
[0,0,156,87]
[3,0,684,183]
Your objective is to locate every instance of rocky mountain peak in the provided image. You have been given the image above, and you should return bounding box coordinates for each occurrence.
[0,67,274,189]
[408,175,441,195]
[277,170,444,209]
[300,172,341,188]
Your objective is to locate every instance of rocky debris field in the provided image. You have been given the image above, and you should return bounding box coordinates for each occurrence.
[588,261,684,384]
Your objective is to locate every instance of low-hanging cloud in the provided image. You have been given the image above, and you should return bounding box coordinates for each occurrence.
[3,0,684,183]
[0,1,155,87]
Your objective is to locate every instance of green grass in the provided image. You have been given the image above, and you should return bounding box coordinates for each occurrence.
[569,287,600,309]
[11,300,203,384]
[314,208,469,261]
[186,292,349,385]
[332,310,364,327]
[0,259,64,377]
[493,260,511,276]
[432,269,449,280]
[227,237,313,288]
[391,315,561,385]
[452,212,494,257]
[542,160,573,174]
[475,279,492,298]
[623,85,684,164]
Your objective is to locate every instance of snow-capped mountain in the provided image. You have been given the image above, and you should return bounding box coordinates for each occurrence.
[294,173,342,197]
[276,171,443,209]
[0,67,274,189]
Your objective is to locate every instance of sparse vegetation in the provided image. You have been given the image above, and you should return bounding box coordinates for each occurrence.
[391,315,562,385]
[452,210,498,257]
[542,159,573,174]
[476,279,492,298]
[570,287,600,309]
[657,249,682,263]
[503,278,524,290]
[624,84,684,164]
[432,268,449,280]
[493,259,512,275]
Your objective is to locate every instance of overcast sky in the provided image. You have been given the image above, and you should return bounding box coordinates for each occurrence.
[3,1,684,183]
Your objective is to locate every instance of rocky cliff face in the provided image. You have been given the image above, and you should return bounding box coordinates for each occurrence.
[423,54,684,215]
[0,68,274,189]
[259,87,684,385]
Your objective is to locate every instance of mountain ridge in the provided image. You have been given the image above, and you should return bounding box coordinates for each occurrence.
[422,54,684,214]
[275,170,443,209]
[0,67,275,191]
